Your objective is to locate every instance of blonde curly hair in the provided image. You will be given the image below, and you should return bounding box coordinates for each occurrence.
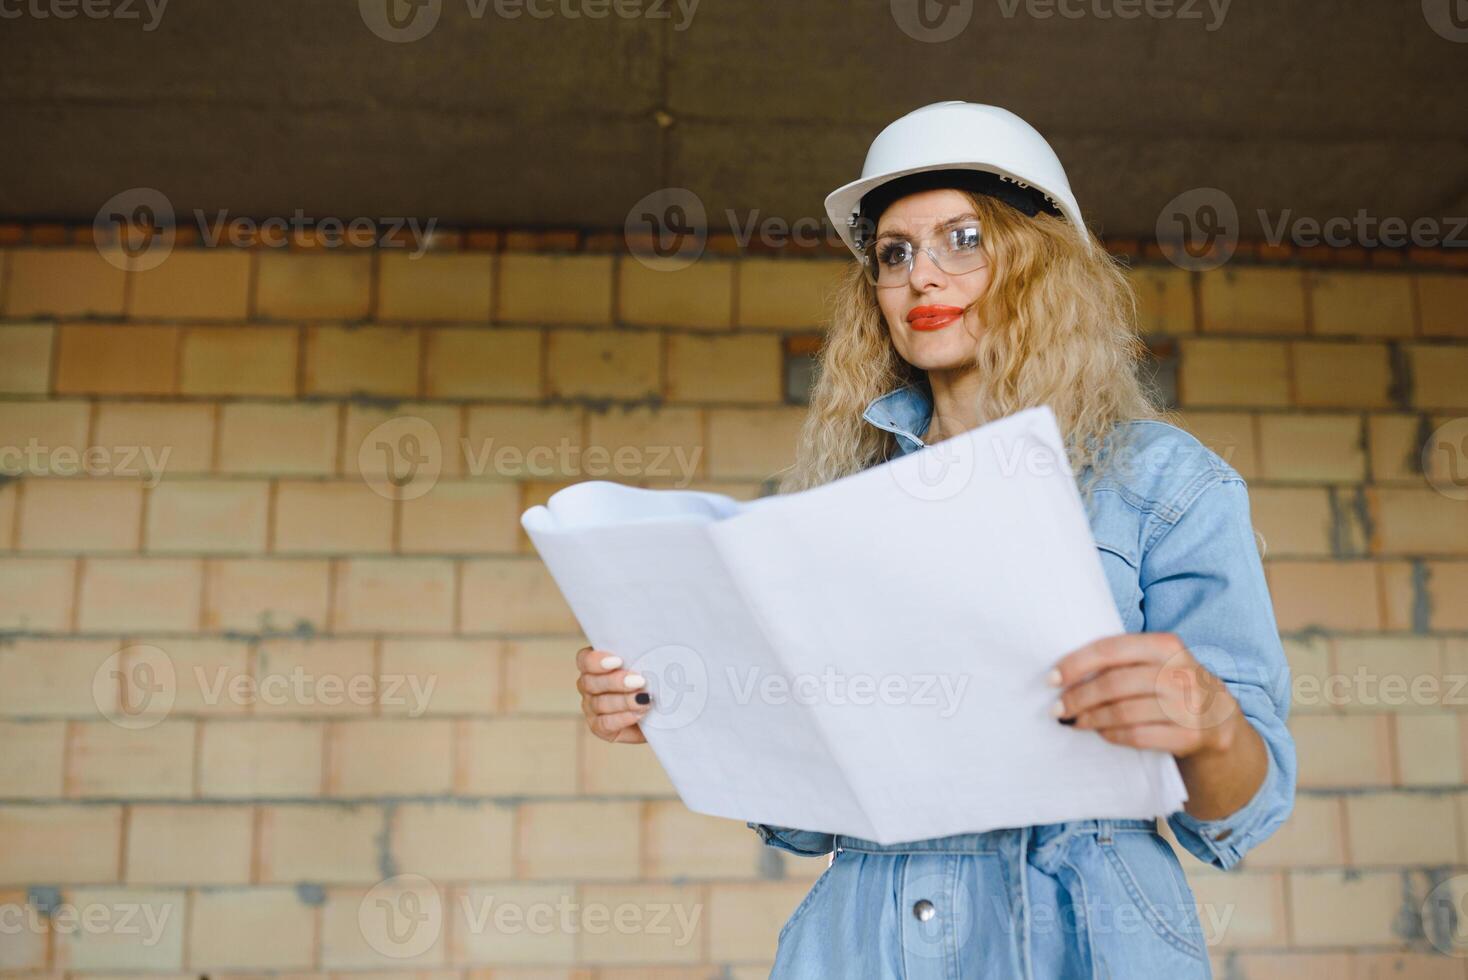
[775,190,1169,498]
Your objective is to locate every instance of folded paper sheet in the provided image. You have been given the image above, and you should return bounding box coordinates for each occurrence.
[521,405,1187,845]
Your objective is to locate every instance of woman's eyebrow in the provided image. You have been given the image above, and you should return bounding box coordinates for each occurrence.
[873,213,979,241]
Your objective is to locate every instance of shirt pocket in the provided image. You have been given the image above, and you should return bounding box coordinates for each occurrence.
[1094,537,1144,633]
[1100,830,1209,962]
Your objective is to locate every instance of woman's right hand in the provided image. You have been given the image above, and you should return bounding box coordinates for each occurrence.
[576,644,652,744]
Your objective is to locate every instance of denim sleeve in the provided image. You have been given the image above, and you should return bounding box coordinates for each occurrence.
[1140,476,1297,871]
[746,821,835,857]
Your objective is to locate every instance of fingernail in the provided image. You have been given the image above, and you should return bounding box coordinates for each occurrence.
[634,691,651,705]
[1057,716,1076,726]
[1046,669,1063,687]
[1049,699,1066,718]
[600,655,623,670]
[624,673,646,690]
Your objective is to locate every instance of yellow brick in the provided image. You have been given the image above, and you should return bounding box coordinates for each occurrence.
[327,718,454,796]
[460,558,578,633]
[0,557,74,630]
[218,402,339,475]
[321,878,449,969]
[1371,487,1468,555]
[345,402,465,481]
[188,888,316,971]
[145,480,270,554]
[400,481,520,554]
[0,639,118,718]
[1367,414,1421,483]
[498,253,613,325]
[1288,871,1403,945]
[1240,795,1342,868]
[129,249,252,320]
[645,801,764,879]
[1395,714,1461,786]
[1198,267,1307,335]
[1310,270,1414,337]
[55,324,179,396]
[304,324,420,397]
[450,883,576,965]
[706,407,805,479]
[1417,274,1468,337]
[178,325,299,397]
[0,400,90,476]
[0,323,53,394]
[1290,714,1394,788]
[1331,635,1445,716]
[253,637,375,717]
[1131,265,1196,335]
[379,638,501,715]
[1248,487,1333,558]
[93,402,213,475]
[4,248,126,317]
[578,883,705,965]
[1184,870,1287,947]
[78,557,202,632]
[0,720,66,795]
[546,329,660,399]
[579,729,676,796]
[273,480,392,554]
[202,558,330,633]
[67,720,196,798]
[392,801,514,879]
[18,479,143,552]
[257,804,382,883]
[1426,564,1468,631]
[377,251,494,321]
[256,252,371,320]
[1282,635,1332,715]
[1256,414,1365,482]
[502,637,584,715]
[125,804,252,884]
[1175,411,1258,479]
[147,638,251,717]
[0,480,12,548]
[707,881,813,962]
[1268,560,1380,632]
[52,887,185,972]
[666,334,781,403]
[333,558,456,633]
[458,718,578,795]
[620,256,735,329]
[1408,344,1468,410]
[0,804,121,884]
[1178,338,1290,407]
[462,404,582,480]
[585,406,704,485]
[198,719,325,798]
[0,884,47,967]
[424,327,541,399]
[516,800,640,880]
[1291,341,1393,408]
[736,258,843,329]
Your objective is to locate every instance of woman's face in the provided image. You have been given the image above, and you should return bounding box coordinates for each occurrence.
[872,188,992,373]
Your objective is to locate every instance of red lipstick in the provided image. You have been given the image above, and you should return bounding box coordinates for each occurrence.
[906,304,964,331]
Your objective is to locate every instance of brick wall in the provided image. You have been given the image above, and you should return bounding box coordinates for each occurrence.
[0,230,1465,978]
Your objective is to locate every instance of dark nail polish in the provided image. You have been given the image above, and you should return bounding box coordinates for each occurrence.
[634,692,651,705]
[1057,716,1075,726]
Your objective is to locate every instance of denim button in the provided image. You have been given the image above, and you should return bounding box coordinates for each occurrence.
[912,899,936,921]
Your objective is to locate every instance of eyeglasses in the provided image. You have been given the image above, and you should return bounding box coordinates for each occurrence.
[859,221,987,288]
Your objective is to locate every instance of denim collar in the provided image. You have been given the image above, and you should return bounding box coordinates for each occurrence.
[861,385,933,457]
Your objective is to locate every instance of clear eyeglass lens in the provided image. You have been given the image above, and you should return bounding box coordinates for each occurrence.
[864,224,985,286]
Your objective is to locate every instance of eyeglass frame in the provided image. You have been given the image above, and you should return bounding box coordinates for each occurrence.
[856,218,989,288]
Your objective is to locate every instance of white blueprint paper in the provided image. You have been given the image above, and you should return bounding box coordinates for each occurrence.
[521,405,1187,845]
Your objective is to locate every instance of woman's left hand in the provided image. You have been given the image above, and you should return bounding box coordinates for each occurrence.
[1049,631,1242,759]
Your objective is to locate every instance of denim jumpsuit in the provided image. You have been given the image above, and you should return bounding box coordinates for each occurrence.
[750,386,1297,979]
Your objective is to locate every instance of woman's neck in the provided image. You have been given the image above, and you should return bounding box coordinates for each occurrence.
[922,366,985,444]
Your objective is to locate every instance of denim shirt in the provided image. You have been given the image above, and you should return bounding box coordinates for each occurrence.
[749,386,1297,978]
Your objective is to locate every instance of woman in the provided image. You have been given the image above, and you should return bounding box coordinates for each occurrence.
[574,101,1295,979]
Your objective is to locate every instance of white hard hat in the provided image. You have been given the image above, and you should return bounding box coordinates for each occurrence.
[824,101,1090,259]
